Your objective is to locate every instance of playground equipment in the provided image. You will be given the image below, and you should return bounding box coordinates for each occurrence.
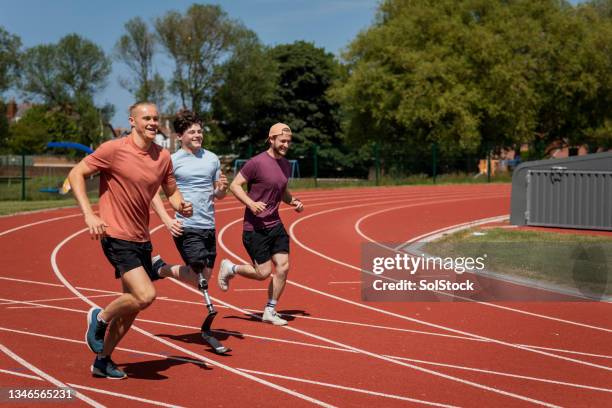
[39,142,93,194]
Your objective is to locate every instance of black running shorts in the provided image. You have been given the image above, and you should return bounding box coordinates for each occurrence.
[101,236,162,281]
[173,228,217,269]
[242,223,290,265]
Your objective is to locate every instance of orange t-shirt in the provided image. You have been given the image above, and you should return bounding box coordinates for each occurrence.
[84,136,176,242]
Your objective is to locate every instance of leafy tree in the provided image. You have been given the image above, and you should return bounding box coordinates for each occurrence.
[0,26,21,94]
[21,34,111,106]
[212,32,279,153]
[18,34,112,150]
[8,106,79,154]
[332,0,612,172]
[115,17,166,108]
[155,4,245,114]
[0,100,9,153]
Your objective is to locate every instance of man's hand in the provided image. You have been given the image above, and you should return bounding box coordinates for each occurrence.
[249,201,267,215]
[85,213,108,240]
[178,201,193,217]
[217,171,228,192]
[165,219,184,237]
[290,198,304,213]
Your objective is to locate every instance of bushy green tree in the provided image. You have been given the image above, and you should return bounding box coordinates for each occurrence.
[155,4,245,114]
[332,0,612,172]
[18,34,112,150]
[0,26,21,94]
[115,17,166,109]
[8,106,79,154]
[212,32,279,153]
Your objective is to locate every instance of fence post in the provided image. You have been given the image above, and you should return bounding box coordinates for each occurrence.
[432,142,438,184]
[313,144,318,188]
[21,152,26,201]
[487,144,492,183]
[374,142,380,186]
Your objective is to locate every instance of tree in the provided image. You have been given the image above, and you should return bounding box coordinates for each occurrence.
[21,34,111,106]
[8,106,79,154]
[0,26,21,94]
[115,17,166,108]
[332,0,612,172]
[212,32,279,152]
[155,4,245,114]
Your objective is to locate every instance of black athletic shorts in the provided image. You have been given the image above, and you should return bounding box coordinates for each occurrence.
[173,228,217,269]
[242,223,290,265]
[101,236,162,281]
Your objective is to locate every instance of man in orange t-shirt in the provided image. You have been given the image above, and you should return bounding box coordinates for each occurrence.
[68,102,192,379]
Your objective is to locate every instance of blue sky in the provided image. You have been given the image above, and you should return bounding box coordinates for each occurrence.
[0,0,380,127]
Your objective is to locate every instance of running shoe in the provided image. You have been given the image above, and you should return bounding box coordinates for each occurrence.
[262,307,288,326]
[91,356,127,379]
[217,259,235,292]
[85,307,107,354]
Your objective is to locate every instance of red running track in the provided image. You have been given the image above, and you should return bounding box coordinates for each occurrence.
[0,184,611,407]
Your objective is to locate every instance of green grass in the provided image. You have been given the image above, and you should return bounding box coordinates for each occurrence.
[0,194,98,216]
[424,228,612,298]
[0,176,69,201]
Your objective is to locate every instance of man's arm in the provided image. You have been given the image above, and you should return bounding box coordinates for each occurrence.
[151,190,184,237]
[161,183,193,218]
[229,172,266,214]
[213,171,228,200]
[283,188,304,213]
[68,161,107,239]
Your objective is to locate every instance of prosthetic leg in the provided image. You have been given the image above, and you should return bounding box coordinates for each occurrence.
[198,273,230,354]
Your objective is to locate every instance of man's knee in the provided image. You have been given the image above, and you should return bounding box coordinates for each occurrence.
[254,263,272,280]
[134,288,156,310]
[275,260,289,279]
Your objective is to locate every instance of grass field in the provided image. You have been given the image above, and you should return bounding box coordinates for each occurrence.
[424,228,612,298]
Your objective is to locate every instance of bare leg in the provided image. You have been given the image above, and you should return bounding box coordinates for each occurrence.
[101,267,156,356]
[268,253,289,301]
[235,261,272,281]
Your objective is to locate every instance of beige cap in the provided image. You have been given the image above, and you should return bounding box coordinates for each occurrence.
[269,123,292,137]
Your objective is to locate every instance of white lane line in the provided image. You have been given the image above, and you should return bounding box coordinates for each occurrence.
[236,368,459,408]
[170,278,561,407]
[0,368,42,380]
[1,287,609,362]
[233,288,268,291]
[356,210,612,328]
[0,294,116,306]
[328,281,361,284]
[67,384,185,408]
[0,213,82,237]
[385,355,612,393]
[0,343,103,407]
[279,197,612,372]
[51,228,336,408]
[392,215,509,251]
[0,326,458,406]
[3,324,611,395]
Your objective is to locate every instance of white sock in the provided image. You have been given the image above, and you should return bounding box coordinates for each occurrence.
[265,299,277,309]
[97,313,108,325]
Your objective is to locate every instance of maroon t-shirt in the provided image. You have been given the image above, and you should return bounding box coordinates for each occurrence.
[240,151,291,231]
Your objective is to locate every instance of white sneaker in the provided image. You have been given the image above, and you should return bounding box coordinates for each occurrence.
[262,307,288,326]
[217,259,235,292]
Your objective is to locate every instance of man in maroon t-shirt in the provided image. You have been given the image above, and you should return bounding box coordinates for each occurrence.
[219,123,304,325]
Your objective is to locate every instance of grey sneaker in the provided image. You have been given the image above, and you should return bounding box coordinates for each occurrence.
[91,356,127,379]
[262,307,288,326]
[217,259,235,292]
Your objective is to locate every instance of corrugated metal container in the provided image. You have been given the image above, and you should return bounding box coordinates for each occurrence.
[526,169,612,230]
